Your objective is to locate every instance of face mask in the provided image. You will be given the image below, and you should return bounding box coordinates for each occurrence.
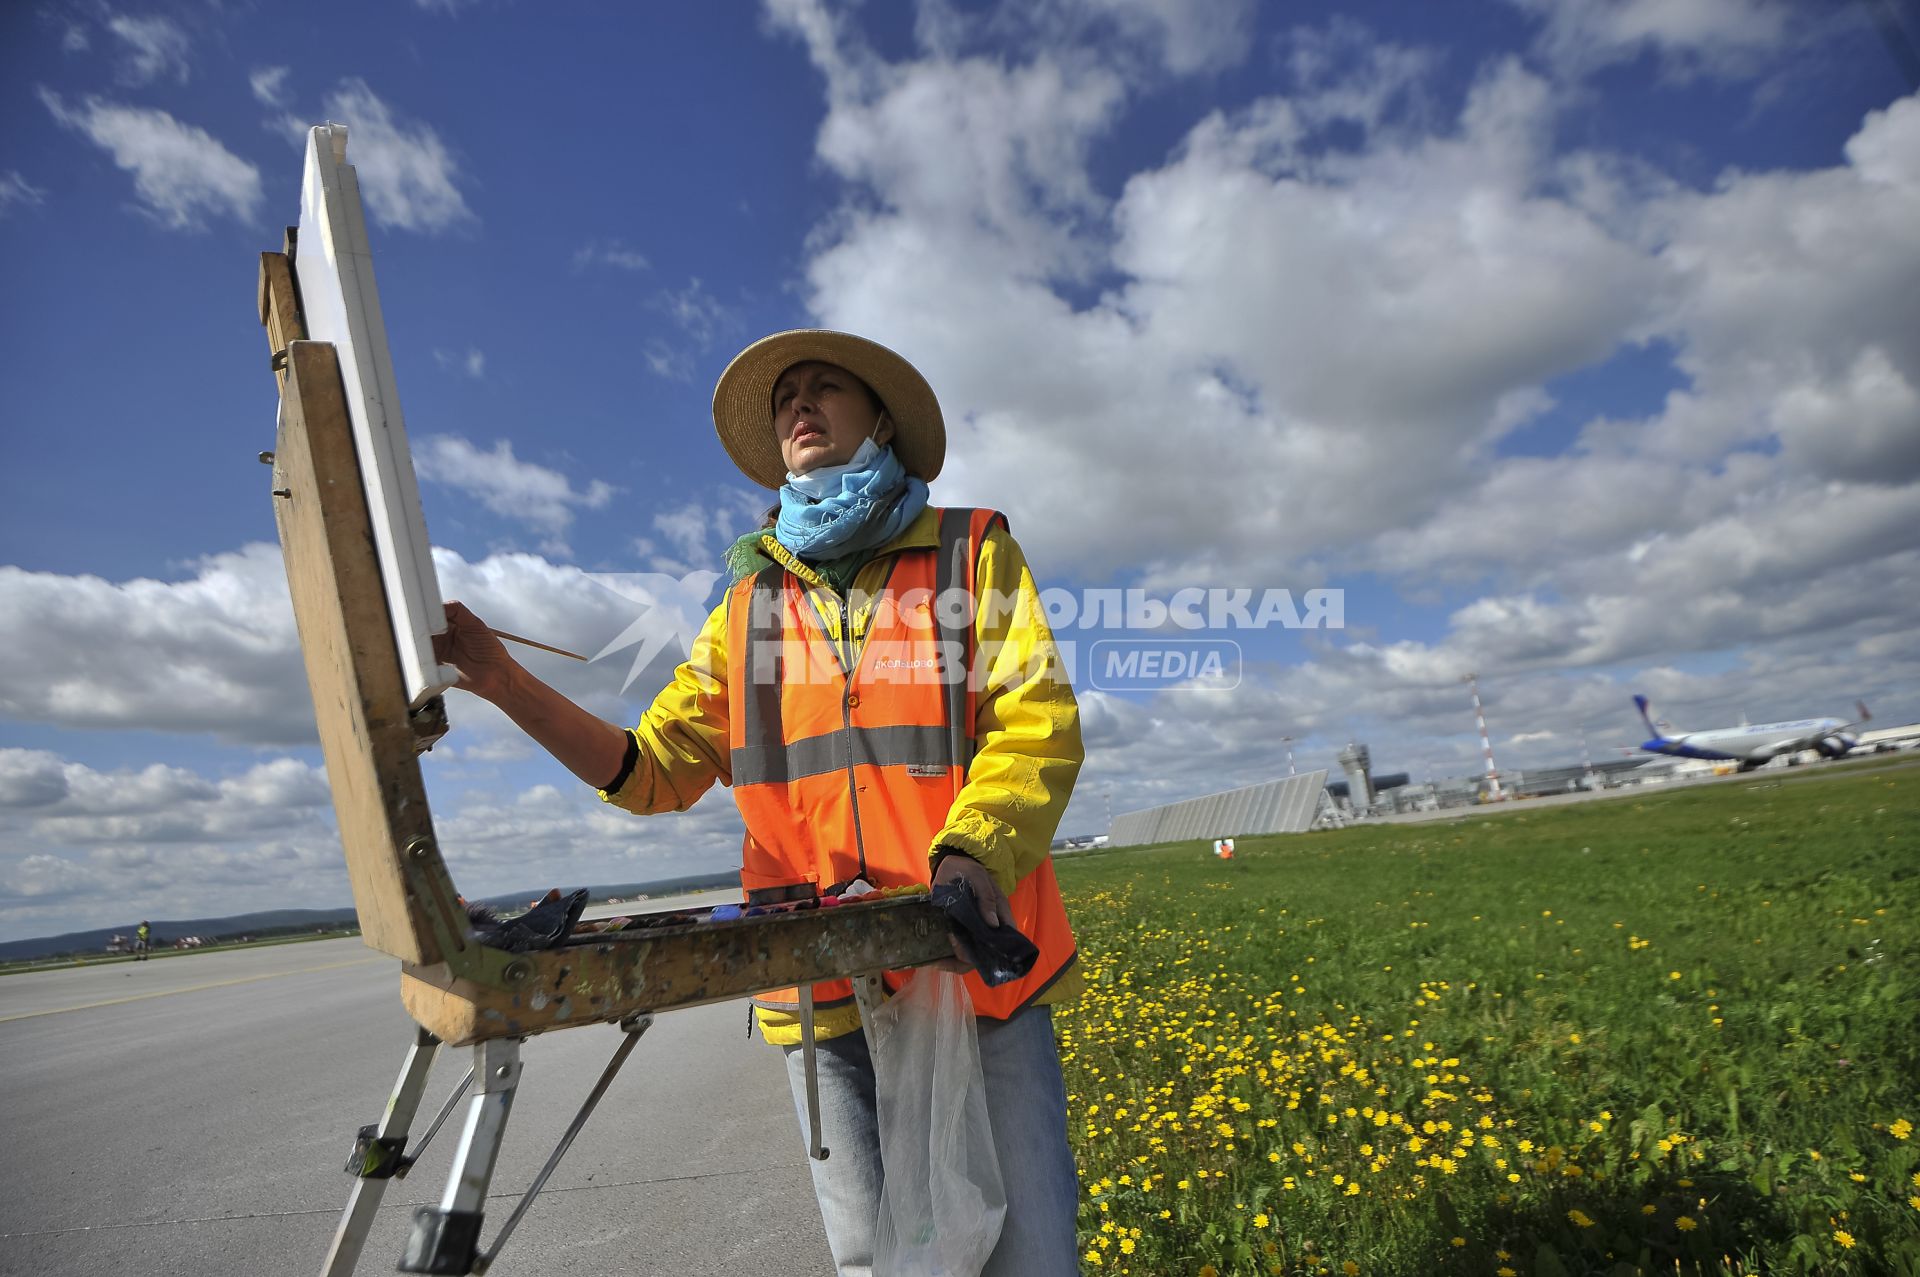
[786,432,884,500]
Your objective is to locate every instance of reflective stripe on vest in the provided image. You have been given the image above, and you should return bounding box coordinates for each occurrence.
[727,506,1078,1020]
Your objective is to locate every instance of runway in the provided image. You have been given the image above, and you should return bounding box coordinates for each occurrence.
[0,893,836,1277]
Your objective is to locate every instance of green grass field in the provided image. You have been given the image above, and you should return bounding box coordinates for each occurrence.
[1052,762,1920,1277]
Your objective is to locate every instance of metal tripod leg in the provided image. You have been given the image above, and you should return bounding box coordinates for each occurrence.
[471,1015,652,1274]
[798,988,827,1161]
[851,973,887,1053]
[321,1026,442,1277]
[400,1038,522,1275]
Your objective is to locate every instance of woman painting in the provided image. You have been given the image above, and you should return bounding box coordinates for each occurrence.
[435,329,1084,1276]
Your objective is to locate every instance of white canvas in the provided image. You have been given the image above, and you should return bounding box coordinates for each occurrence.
[294,124,458,708]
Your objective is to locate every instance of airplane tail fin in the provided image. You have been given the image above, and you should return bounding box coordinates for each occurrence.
[1633,694,1661,739]
[1856,700,1872,725]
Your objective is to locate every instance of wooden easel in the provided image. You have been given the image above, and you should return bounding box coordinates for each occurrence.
[258,241,951,1276]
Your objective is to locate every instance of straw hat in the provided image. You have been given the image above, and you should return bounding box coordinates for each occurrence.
[712,329,946,490]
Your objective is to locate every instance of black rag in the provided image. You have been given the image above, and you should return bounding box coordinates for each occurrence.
[930,880,1039,987]
[466,888,590,952]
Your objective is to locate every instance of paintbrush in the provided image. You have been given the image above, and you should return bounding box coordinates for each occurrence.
[487,628,589,662]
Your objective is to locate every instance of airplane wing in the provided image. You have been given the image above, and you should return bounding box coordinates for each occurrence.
[1744,702,1872,762]
[1747,736,1810,762]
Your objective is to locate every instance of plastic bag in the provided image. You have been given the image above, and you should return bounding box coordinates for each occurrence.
[867,969,1007,1277]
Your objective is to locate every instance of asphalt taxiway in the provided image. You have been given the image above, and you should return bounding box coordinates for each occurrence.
[0,899,834,1276]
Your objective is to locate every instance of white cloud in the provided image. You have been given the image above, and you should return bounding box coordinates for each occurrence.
[107,13,192,86]
[906,0,1254,78]
[640,278,741,382]
[0,742,743,934]
[1281,19,1437,135]
[0,751,70,809]
[435,346,487,379]
[1082,0,1254,75]
[420,782,745,888]
[755,6,1920,825]
[1607,93,1920,478]
[631,490,770,576]
[249,65,291,107]
[0,540,727,749]
[0,545,309,743]
[573,239,651,272]
[413,436,615,546]
[0,171,47,216]
[0,746,740,941]
[655,277,736,347]
[786,43,1654,580]
[1505,0,1795,78]
[1017,0,1255,76]
[0,751,336,934]
[40,92,261,229]
[319,79,474,232]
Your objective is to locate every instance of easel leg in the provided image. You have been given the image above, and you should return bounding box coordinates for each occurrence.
[401,1038,522,1275]
[851,973,887,1053]
[798,989,828,1161]
[472,1015,652,1273]
[322,1026,442,1277]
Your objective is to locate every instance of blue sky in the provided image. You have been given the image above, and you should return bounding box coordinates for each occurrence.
[2,0,1918,941]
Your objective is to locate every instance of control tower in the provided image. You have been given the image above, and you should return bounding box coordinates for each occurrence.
[1337,742,1375,815]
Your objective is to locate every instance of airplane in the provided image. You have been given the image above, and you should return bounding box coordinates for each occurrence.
[1633,694,1871,770]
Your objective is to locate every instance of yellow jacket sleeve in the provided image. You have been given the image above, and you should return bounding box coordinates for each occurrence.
[597,599,733,814]
[930,524,1084,896]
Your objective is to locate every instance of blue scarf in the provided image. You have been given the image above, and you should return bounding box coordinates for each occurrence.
[774,443,929,562]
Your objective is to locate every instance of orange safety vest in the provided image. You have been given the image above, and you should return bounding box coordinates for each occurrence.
[728,506,1077,1022]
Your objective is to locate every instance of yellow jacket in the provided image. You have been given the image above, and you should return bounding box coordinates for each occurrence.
[599,506,1085,1042]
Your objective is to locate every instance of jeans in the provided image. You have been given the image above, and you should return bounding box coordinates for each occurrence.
[781,1005,1081,1276]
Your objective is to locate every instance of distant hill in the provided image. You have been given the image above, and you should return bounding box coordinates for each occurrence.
[0,908,361,962]
[0,871,743,962]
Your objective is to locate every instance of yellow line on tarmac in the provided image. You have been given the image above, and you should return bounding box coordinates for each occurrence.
[0,956,388,1024]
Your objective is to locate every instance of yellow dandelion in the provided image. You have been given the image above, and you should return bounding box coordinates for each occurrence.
[1834,1230,1855,1249]
[1342,1264,1359,1277]
[1449,1236,1465,1247]
[1893,1118,1914,1140]
[1676,1216,1697,1232]
[1253,1213,1269,1229]
[1567,1208,1595,1228]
